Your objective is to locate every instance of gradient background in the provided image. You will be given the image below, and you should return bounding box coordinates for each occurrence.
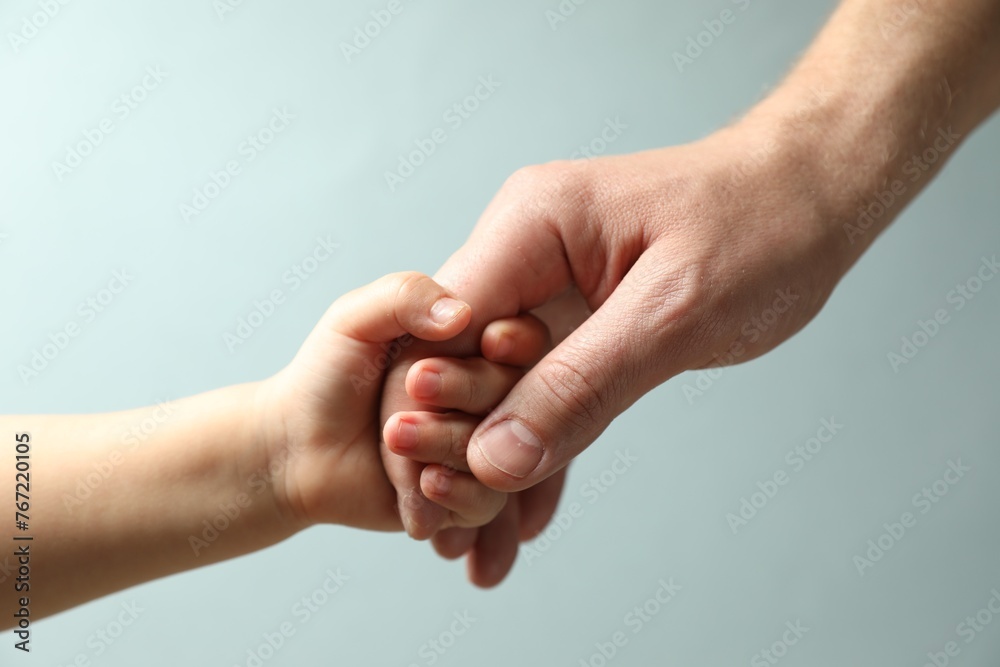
[2,0,1000,665]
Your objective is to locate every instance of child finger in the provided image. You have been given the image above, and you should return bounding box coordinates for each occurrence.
[406,357,524,415]
[481,313,552,367]
[323,271,471,343]
[384,412,476,473]
[420,465,508,529]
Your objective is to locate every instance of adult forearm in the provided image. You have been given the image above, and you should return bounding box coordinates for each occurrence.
[1,383,289,625]
[738,0,1000,271]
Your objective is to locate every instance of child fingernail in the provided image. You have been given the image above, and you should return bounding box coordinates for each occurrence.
[429,469,453,496]
[493,333,515,360]
[394,420,418,451]
[430,297,467,325]
[414,369,442,398]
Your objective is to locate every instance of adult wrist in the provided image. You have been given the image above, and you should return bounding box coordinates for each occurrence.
[730,67,962,277]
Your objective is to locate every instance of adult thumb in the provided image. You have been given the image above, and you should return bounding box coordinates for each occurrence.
[467,251,696,492]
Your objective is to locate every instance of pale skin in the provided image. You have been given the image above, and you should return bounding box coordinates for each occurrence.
[381,0,1000,585]
[0,273,549,626]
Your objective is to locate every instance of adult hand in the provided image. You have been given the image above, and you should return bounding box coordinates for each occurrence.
[380,0,1000,585]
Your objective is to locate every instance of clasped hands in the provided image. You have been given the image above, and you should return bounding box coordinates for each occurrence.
[254,269,562,589]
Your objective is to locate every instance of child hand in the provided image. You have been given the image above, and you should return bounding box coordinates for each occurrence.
[255,272,546,533]
[381,314,551,529]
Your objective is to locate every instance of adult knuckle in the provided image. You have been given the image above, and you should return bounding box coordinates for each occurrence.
[537,355,608,431]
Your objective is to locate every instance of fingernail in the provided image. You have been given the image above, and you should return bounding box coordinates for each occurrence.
[430,297,467,325]
[428,468,453,497]
[493,333,515,360]
[473,420,543,479]
[414,369,442,398]
[394,419,418,451]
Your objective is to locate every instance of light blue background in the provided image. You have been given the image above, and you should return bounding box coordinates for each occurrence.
[2,0,999,665]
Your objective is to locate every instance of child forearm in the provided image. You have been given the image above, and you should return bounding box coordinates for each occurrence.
[0,382,291,626]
